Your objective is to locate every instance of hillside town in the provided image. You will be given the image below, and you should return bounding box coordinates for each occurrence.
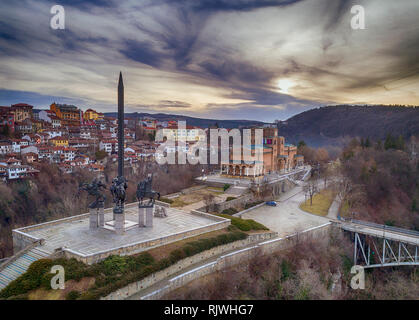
[0,102,305,182]
[0,103,196,180]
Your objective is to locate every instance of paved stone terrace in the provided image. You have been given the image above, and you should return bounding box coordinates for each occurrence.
[18,205,220,256]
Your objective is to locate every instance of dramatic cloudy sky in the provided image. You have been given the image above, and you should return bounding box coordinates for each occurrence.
[0,0,418,121]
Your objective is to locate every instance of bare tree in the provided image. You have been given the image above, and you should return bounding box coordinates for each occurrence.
[335,176,352,204]
[334,175,364,215]
[315,148,330,164]
[319,163,332,189]
[303,180,318,206]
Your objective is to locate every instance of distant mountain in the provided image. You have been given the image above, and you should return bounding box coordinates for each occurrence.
[103,112,265,129]
[277,105,419,147]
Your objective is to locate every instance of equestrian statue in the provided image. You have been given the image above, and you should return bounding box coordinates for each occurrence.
[77,178,107,209]
[110,176,128,213]
[136,174,160,207]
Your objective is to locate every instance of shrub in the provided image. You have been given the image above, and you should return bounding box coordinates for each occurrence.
[156,258,172,271]
[295,286,311,300]
[66,290,81,300]
[169,249,186,264]
[385,220,395,226]
[78,291,97,300]
[226,197,236,202]
[0,258,53,299]
[221,208,238,215]
[217,214,269,231]
[100,255,129,276]
[159,197,174,204]
[133,252,155,268]
[280,260,294,280]
[181,231,246,258]
[54,258,92,281]
[223,184,230,192]
[231,219,252,231]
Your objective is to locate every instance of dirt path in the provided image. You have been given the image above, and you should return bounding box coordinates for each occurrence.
[327,196,341,219]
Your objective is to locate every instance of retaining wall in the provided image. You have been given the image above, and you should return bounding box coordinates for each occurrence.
[139,222,332,300]
[63,217,230,265]
[102,231,277,300]
[180,185,207,195]
[214,194,253,212]
[232,202,266,218]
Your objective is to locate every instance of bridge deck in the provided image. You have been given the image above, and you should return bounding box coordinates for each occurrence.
[341,223,419,246]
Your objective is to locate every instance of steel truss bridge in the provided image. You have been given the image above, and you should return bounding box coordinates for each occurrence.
[339,219,419,268]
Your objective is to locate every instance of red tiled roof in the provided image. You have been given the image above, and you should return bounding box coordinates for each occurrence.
[7,158,20,163]
[11,103,33,108]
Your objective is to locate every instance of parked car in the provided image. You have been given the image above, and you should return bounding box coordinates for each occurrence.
[265,201,277,206]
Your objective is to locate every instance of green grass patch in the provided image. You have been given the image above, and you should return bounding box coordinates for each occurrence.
[300,189,335,216]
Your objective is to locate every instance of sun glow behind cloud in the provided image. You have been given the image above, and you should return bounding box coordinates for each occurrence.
[277,79,295,94]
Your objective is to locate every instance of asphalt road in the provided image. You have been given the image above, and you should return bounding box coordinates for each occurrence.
[241,185,329,236]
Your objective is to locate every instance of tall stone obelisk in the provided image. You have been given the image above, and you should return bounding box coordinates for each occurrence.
[112,71,127,235]
[118,72,124,178]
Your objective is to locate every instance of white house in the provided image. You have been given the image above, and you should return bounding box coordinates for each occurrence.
[11,140,21,153]
[63,147,76,161]
[0,141,12,155]
[6,164,38,180]
[99,139,117,154]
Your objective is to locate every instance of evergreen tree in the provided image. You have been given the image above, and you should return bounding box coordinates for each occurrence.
[384,133,396,150]
[297,140,306,148]
[396,135,405,150]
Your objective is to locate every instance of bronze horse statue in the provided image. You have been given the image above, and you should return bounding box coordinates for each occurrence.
[110,176,127,213]
[77,178,106,209]
[136,174,160,207]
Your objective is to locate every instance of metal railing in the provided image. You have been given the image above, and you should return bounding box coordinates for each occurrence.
[352,219,419,237]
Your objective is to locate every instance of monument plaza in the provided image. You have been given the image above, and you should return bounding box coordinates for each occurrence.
[12,202,228,264]
[11,73,230,265]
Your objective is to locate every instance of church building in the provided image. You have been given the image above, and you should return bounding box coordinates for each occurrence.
[220,127,304,178]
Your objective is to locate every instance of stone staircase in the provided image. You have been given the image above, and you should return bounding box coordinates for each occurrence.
[0,247,50,290]
[301,167,312,181]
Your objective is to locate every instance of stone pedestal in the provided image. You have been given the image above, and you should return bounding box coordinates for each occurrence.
[89,208,98,230]
[98,207,105,227]
[114,212,125,235]
[145,207,153,227]
[138,206,154,227]
[138,207,145,227]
